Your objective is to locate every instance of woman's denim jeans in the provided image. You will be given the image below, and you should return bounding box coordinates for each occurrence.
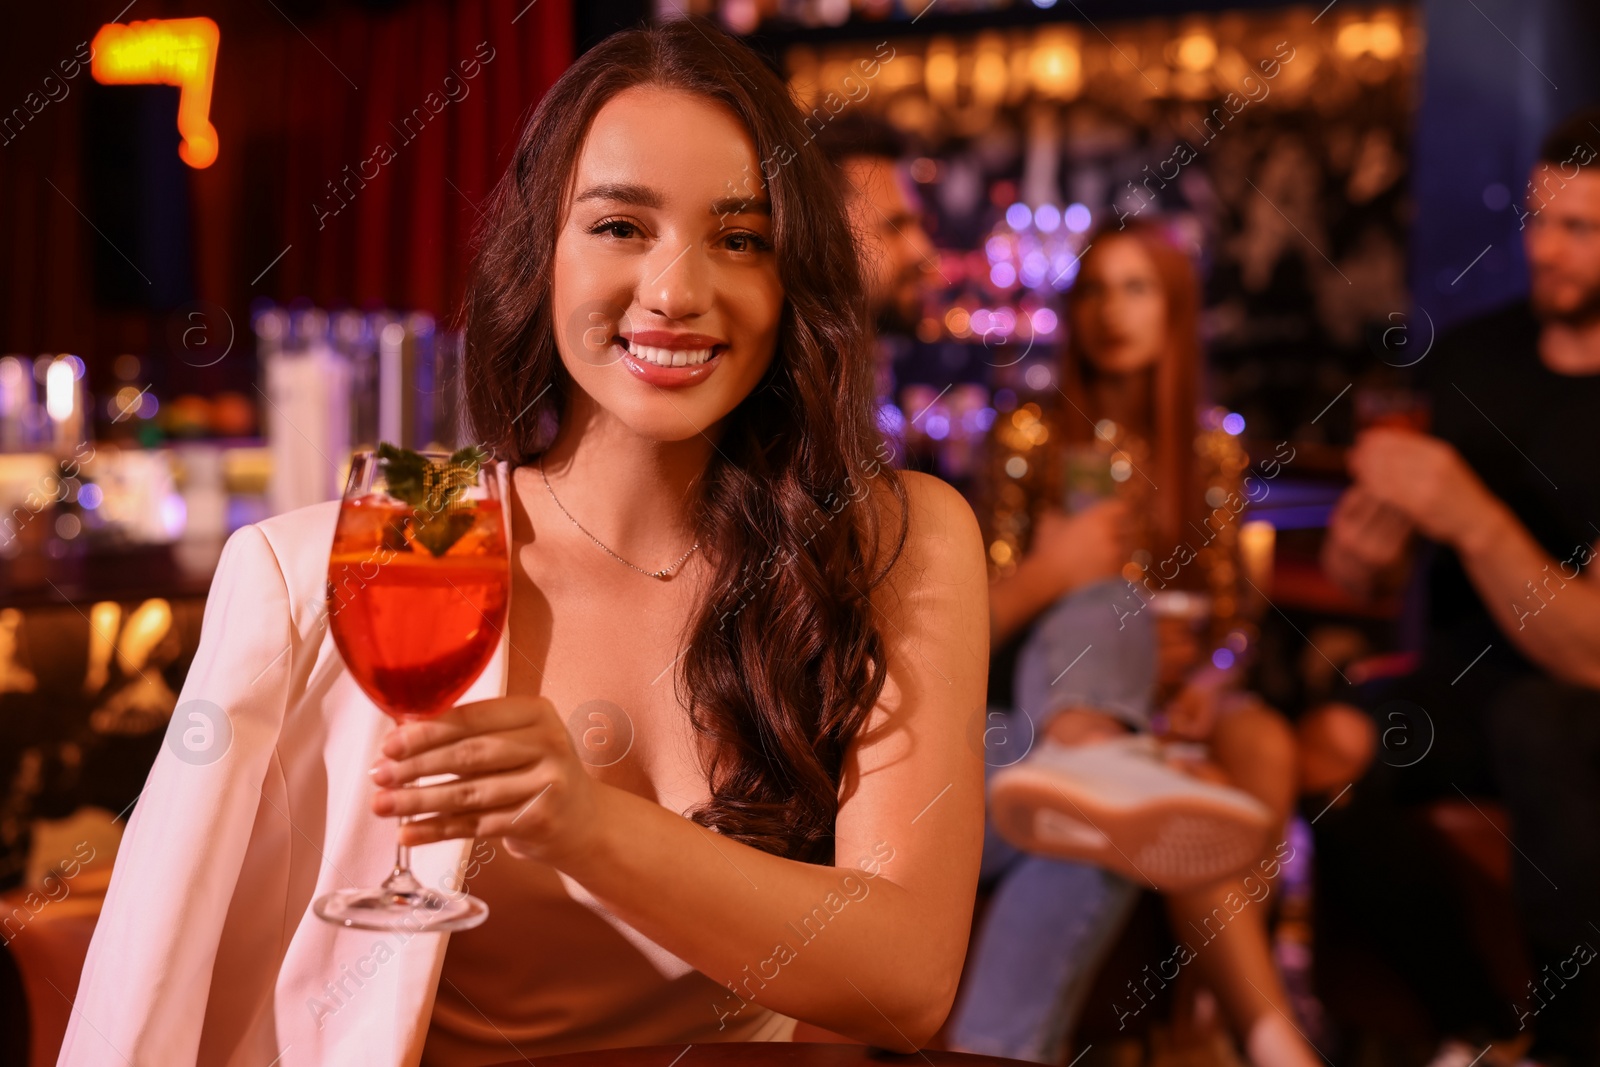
[946,578,1156,1061]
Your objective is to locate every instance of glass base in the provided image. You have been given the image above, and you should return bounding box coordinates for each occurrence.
[312,885,489,932]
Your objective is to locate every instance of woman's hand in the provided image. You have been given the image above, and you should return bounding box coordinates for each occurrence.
[1044,707,1132,747]
[368,695,600,863]
[1163,679,1222,741]
[1160,664,1238,742]
[1027,499,1132,598]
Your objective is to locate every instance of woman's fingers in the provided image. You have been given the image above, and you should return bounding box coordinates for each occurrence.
[396,803,526,847]
[374,769,538,818]
[372,731,534,786]
[382,695,557,759]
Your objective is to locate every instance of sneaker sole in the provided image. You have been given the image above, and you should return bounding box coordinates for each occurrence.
[989,765,1272,892]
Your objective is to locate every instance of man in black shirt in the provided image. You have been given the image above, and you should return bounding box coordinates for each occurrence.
[1317,108,1600,1066]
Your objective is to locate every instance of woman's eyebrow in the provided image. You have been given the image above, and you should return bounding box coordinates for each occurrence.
[574,181,663,208]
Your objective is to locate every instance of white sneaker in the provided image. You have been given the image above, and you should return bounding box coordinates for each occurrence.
[989,734,1274,891]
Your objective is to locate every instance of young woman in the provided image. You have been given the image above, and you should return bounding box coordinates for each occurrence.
[952,220,1315,1066]
[59,22,987,1065]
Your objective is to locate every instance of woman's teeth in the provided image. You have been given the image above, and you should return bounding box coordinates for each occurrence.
[627,343,714,367]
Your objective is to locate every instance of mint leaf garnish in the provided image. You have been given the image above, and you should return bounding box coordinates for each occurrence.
[375,443,491,557]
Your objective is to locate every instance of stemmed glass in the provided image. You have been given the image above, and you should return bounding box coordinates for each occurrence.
[312,445,510,932]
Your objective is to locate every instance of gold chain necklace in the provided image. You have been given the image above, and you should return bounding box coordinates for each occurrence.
[537,458,700,580]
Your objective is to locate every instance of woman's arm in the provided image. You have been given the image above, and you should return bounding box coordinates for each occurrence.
[990,549,1069,647]
[378,472,989,1049]
[990,500,1131,647]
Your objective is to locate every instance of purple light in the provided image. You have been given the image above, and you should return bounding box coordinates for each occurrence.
[1005,203,1032,231]
[990,263,1017,288]
[876,402,905,438]
[1211,648,1236,670]
[1034,204,1062,233]
[926,414,950,440]
[1222,412,1246,436]
[1050,255,1080,290]
[1031,307,1059,335]
[1064,203,1093,234]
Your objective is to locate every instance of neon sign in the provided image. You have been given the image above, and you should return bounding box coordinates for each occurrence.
[91,17,220,169]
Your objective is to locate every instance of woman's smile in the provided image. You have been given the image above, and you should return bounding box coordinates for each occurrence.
[615,329,728,387]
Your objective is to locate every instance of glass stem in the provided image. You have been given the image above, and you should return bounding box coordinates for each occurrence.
[381,782,423,899]
[396,812,410,872]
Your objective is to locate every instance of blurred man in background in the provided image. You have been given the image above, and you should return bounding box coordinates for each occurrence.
[816,113,936,339]
[1311,107,1600,1067]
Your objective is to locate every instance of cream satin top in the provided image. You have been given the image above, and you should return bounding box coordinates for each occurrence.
[421,839,796,1064]
[421,457,798,1062]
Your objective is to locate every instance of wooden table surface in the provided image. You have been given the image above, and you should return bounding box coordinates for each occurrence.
[487,1043,1033,1066]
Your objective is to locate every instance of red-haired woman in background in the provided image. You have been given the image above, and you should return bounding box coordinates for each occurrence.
[951,220,1316,1066]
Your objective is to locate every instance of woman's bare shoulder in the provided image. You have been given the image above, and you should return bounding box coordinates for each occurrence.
[868,469,986,583]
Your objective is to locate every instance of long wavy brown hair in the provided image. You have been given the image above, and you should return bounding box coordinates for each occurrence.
[459,20,909,864]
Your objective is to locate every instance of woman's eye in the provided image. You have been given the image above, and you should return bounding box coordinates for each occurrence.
[590,219,639,240]
[722,231,771,254]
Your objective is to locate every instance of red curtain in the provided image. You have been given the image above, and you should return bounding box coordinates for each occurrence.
[229,0,571,318]
[0,0,571,390]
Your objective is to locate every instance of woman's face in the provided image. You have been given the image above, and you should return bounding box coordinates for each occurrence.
[1070,236,1169,375]
[551,85,784,441]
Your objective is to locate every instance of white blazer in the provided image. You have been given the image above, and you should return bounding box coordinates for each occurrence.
[58,464,513,1067]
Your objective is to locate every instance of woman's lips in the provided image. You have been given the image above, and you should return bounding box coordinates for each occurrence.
[616,339,725,388]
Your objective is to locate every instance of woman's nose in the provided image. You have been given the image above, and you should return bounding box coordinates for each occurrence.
[642,240,711,321]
